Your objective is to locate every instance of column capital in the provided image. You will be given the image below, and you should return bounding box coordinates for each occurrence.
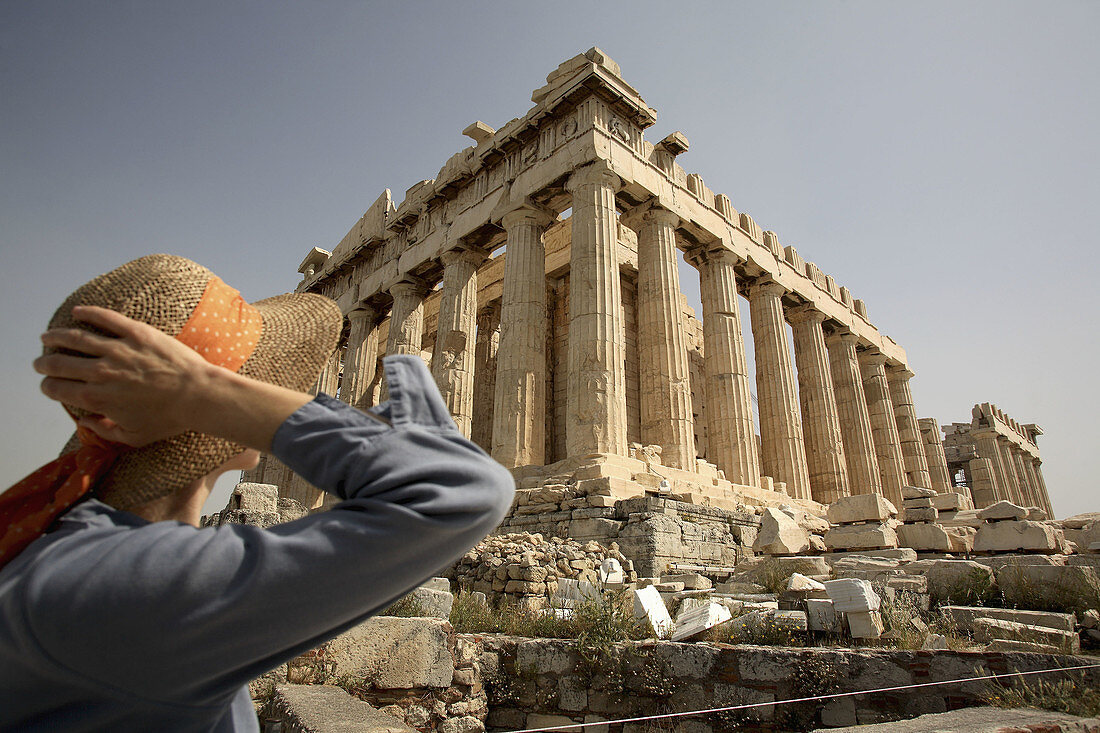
[684,243,740,269]
[388,279,429,300]
[346,306,377,325]
[565,160,621,195]
[886,364,916,381]
[619,201,679,232]
[440,247,489,269]
[825,328,859,347]
[786,303,826,325]
[748,277,786,299]
[498,201,556,230]
[858,349,888,367]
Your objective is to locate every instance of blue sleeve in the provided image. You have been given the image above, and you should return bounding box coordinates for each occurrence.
[23,356,515,708]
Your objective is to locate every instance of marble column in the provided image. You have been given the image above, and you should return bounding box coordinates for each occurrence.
[1030,459,1054,518]
[917,417,953,493]
[858,350,907,507]
[688,247,759,487]
[789,305,849,504]
[564,162,628,457]
[967,457,998,509]
[314,344,343,397]
[971,429,1010,502]
[624,205,696,470]
[996,437,1025,506]
[339,305,380,409]
[471,302,501,454]
[886,367,932,489]
[381,280,428,400]
[1011,448,1038,509]
[432,249,485,437]
[826,330,882,496]
[492,206,555,467]
[748,278,811,500]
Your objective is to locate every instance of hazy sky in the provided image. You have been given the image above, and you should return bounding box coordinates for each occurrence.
[1,2,1096,519]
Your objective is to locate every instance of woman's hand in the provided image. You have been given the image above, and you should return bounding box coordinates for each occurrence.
[34,305,311,450]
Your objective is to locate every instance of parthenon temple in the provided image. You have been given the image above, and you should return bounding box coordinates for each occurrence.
[244,48,1054,544]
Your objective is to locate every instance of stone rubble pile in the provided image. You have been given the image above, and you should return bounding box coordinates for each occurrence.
[896,486,975,553]
[824,493,900,551]
[973,500,1065,554]
[447,532,634,610]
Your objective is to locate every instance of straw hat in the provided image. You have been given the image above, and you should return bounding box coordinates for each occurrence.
[47,254,342,510]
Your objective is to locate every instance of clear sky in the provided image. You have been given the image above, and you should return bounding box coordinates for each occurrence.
[1,2,1096,519]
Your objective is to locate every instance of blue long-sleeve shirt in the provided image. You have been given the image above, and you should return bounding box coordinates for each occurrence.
[0,355,515,731]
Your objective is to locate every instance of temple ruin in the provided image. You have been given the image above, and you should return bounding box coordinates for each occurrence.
[942,403,1051,516]
[244,48,1055,560]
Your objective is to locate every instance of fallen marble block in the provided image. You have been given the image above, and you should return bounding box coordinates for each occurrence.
[805,598,842,633]
[824,522,899,551]
[970,617,1079,653]
[823,578,881,613]
[753,507,811,556]
[846,610,885,638]
[902,486,937,500]
[939,605,1076,633]
[931,492,971,512]
[974,520,1060,553]
[897,522,953,552]
[670,601,732,642]
[827,494,898,524]
[977,500,1029,522]
[633,585,673,638]
[900,506,938,523]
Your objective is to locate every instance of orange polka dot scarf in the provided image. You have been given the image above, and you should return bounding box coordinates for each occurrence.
[0,277,263,570]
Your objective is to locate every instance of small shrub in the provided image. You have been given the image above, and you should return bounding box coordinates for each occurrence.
[755,559,792,595]
[881,590,928,650]
[380,594,424,618]
[984,674,1100,718]
[719,612,806,647]
[449,591,503,633]
[776,656,845,731]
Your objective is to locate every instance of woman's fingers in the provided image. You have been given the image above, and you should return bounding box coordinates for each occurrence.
[33,351,103,380]
[69,305,144,339]
[40,327,116,357]
[76,415,149,447]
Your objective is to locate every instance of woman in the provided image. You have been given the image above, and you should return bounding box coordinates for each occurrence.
[0,254,514,731]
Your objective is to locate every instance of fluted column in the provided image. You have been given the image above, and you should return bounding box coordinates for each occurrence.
[858,350,906,507]
[381,280,428,400]
[1030,459,1054,518]
[687,247,759,486]
[917,417,953,493]
[471,302,501,454]
[886,367,932,489]
[622,205,695,470]
[1011,448,1038,508]
[971,429,1010,502]
[968,457,998,509]
[432,249,485,437]
[339,305,379,408]
[314,344,342,397]
[789,305,849,504]
[996,437,1024,506]
[564,162,628,457]
[827,330,881,496]
[492,206,555,467]
[748,278,811,500]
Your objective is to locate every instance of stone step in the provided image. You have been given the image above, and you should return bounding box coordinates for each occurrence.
[266,684,419,733]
